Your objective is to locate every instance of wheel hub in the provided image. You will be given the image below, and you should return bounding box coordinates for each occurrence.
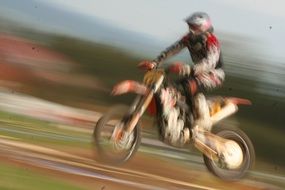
[222,140,243,169]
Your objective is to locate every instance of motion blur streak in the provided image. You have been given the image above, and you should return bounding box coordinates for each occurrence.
[0,1,284,190]
[0,138,221,190]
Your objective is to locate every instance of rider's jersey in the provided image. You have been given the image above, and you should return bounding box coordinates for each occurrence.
[154,31,225,90]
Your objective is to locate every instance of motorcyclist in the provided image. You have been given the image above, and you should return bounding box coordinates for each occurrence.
[139,12,225,143]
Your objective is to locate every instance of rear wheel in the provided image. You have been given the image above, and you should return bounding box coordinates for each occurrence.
[203,126,255,180]
[93,105,141,165]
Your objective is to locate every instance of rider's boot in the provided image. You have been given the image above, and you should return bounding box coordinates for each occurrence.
[181,127,190,144]
[193,93,212,131]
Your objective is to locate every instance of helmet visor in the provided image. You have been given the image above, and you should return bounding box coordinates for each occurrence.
[188,23,201,33]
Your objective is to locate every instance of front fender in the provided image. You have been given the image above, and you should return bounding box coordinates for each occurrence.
[111,80,147,96]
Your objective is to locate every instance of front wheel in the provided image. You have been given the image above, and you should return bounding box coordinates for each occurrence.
[203,126,255,180]
[93,105,141,165]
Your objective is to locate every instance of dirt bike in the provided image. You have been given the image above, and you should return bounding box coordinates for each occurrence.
[93,64,255,180]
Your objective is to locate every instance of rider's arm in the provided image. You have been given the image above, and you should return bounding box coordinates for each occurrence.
[153,35,188,65]
[193,33,221,75]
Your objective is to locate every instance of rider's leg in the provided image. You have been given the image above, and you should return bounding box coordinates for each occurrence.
[193,93,212,131]
[186,70,224,131]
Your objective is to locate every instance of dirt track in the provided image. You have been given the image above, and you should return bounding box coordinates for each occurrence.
[0,137,282,190]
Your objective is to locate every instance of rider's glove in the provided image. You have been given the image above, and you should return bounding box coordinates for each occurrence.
[138,60,157,71]
[168,62,191,76]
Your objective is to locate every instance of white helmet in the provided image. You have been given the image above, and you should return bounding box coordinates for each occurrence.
[185,12,213,34]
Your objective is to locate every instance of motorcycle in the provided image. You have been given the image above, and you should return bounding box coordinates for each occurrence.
[93,64,255,180]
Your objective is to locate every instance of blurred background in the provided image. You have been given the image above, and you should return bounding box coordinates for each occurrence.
[0,0,284,189]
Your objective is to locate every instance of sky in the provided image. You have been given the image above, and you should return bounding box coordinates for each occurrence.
[30,0,285,61]
[1,0,285,59]
[34,0,283,35]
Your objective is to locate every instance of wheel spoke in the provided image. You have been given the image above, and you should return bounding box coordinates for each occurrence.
[203,127,255,180]
[93,105,141,164]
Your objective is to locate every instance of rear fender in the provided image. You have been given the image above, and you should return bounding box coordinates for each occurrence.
[210,97,251,124]
[112,80,147,96]
[226,97,252,106]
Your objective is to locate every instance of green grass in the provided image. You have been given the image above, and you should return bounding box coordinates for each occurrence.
[0,163,85,190]
[0,111,92,148]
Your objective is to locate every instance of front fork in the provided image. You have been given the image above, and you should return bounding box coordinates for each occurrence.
[123,75,164,136]
[124,89,154,135]
[110,93,154,149]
